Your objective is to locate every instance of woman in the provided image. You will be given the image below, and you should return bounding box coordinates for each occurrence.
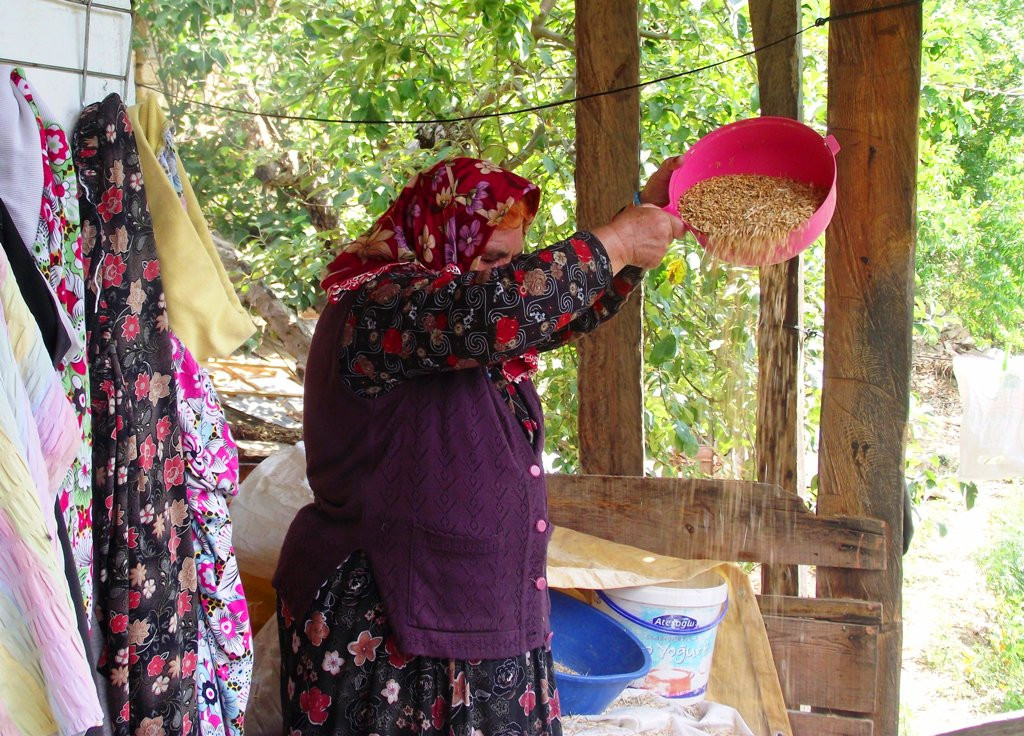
[274,156,685,735]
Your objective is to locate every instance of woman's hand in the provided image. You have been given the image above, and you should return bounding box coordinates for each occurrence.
[592,204,686,274]
[639,155,685,207]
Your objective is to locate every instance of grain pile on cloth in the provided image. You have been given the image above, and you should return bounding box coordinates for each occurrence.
[561,689,753,736]
[547,529,791,736]
[677,174,823,261]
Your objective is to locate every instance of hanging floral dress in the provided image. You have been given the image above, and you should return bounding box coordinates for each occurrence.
[141,102,254,734]
[8,66,94,618]
[73,93,198,735]
[171,332,253,736]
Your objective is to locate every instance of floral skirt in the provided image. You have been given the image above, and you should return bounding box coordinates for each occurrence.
[277,551,562,736]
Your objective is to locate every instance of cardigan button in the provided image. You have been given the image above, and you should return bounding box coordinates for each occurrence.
[529,464,542,478]
[535,576,548,590]
[535,519,548,533]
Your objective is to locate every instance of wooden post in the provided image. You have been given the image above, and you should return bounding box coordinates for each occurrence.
[816,1,922,734]
[749,0,803,598]
[574,0,643,475]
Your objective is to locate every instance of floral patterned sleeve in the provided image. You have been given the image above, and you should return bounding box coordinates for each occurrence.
[339,231,642,397]
[534,264,644,349]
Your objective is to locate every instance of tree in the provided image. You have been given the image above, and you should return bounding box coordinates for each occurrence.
[135,0,1024,482]
[915,0,1024,350]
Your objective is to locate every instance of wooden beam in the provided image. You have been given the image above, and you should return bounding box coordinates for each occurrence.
[817,2,923,735]
[239,571,276,635]
[574,0,643,475]
[757,595,883,726]
[764,615,879,712]
[935,712,1024,736]
[749,0,804,599]
[546,474,886,568]
[749,0,802,117]
[789,711,874,736]
[238,462,260,483]
[757,594,882,626]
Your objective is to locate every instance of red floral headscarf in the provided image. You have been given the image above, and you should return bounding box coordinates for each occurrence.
[322,157,543,383]
[322,157,541,299]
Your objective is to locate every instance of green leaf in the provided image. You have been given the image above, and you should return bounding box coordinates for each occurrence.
[673,420,700,457]
[651,334,677,364]
[397,79,419,99]
[138,0,1024,486]
[734,13,748,39]
[962,481,979,510]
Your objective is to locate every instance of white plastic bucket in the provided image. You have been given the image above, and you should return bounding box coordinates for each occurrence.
[594,572,728,701]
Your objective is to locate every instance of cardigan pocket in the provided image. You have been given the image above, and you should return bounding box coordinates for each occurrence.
[408,523,514,634]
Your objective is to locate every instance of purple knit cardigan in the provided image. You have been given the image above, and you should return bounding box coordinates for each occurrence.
[273,296,553,660]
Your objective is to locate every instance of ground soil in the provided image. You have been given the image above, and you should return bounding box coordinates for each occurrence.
[899,343,1020,735]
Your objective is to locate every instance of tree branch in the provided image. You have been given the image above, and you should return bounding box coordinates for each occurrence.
[212,232,313,372]
[531,0,573,50]
[503,122,545,170]
[503,78,575,170]
[254,152,341,246]
[931,82,1024,98]
[640,28,674,41]
[531,22,574,49]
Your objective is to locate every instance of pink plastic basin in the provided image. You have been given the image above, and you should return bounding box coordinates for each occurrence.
[664,116,840,266]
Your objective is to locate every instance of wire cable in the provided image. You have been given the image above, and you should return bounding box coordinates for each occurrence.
[140,0,922,127]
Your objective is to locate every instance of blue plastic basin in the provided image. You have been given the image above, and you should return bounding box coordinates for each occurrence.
[550,590,653,716]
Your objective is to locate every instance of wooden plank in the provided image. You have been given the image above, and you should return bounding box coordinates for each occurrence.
[238,461,260,483]
[749,0,804,599]
[546,474,886,569]
[817,1,923,734]
[789,711,873,736]
[935,712,1024,736]
[219,363,268,394]
[209,357,294,371]
[763,615,878,713]
[757,594,882,626]
[240,571,277,634]
[574,0,643,476]
[217,388,304,399]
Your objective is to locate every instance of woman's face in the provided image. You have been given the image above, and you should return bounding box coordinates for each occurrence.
[474,225,525,270]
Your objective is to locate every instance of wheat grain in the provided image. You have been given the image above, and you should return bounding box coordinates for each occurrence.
[554,662,587,676]
[677,174,824,264]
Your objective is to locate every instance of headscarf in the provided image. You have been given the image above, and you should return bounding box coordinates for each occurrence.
[321,157,543,384]
[321,157,541,299]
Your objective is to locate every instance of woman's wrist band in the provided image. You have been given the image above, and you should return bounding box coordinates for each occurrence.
[616,191,645,216]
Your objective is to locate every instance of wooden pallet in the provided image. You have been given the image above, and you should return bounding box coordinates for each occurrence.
[548,473,886,736]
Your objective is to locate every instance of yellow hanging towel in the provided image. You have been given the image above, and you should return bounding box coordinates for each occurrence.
[127,95,256,361]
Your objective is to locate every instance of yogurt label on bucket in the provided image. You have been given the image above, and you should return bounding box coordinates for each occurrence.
[595,585,728,701]
[654,638,715,663]
[651,614,699,631]
[639,624,718,697]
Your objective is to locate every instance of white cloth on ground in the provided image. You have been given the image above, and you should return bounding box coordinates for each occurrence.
[561,689,754,736]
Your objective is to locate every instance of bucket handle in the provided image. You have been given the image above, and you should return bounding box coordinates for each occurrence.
[596,590,729,635]
[824,134,841,156]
